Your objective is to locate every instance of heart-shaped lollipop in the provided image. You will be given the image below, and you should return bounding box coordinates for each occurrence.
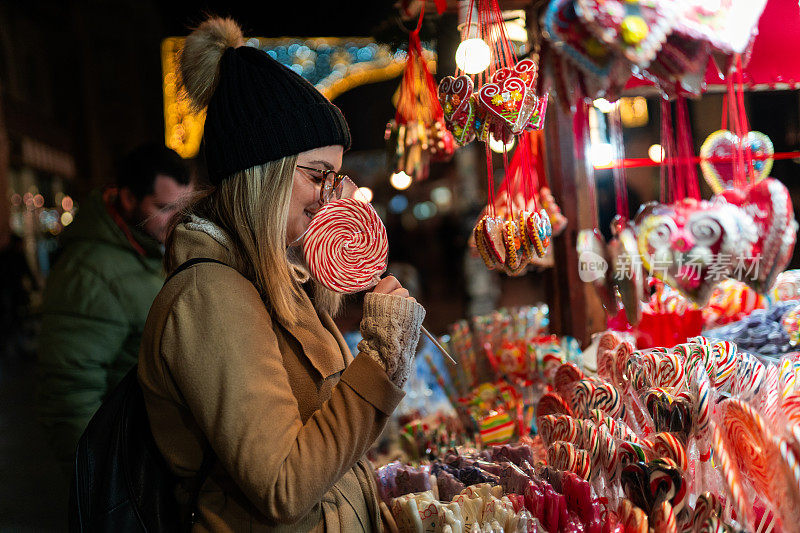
[700,130,774,194]
[621,459,686,517]
[719,178,796,292]
[636,198,756,305]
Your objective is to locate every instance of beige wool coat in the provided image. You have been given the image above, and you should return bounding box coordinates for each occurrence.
[138,224,404,531]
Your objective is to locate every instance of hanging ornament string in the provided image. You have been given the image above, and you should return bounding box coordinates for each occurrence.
[660,98,678,204]
[395,5,440,126]
[486,141,496,218]
[478,0,516,81]
[574,96,599,229]
[608,103,629,221]
[502,146,513,218]
[735,54,756,184]
[675,96,700,201]
[726,74,746,189]
[524,132,540,212]
[499,131,540,214]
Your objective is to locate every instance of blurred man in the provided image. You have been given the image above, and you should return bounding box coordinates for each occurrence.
[37,143,192,474]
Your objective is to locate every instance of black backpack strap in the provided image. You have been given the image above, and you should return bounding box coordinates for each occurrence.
[164,257,227,528]
[165,257,228,285]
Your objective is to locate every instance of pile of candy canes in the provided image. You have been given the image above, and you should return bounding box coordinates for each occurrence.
[372,327,800,532]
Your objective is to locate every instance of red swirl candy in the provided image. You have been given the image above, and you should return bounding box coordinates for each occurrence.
[303,198,388,294]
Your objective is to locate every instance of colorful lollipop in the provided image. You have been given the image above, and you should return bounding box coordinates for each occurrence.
[710,421,754,529]
[303,198,387,293]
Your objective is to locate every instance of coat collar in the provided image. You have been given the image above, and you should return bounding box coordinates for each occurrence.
[169,222,347,379]
[287,291,347,378]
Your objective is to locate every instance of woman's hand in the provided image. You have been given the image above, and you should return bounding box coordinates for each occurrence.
[371,276,415,302]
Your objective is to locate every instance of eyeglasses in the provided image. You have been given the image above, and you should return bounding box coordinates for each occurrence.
[296,165,348,204]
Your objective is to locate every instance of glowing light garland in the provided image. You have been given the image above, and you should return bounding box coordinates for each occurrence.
[161,37,436,159]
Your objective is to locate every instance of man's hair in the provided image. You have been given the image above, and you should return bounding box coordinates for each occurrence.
[116,143,190,199]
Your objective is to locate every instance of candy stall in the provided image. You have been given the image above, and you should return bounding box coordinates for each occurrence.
[300,0,800,531]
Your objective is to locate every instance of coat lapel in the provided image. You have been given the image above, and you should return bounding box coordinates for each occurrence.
[280,291,346,380]
[169,223,347,380]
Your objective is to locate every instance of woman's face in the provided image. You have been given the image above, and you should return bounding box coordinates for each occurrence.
[286,145,344,247]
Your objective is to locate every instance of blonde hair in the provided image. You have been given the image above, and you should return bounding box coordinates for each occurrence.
[170,15,341,323]
[166,158,342,323]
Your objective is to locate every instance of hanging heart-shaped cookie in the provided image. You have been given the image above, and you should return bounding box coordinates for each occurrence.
[438,75,477,145]
[542,0,630,90]
[482,215,507,266]
[492,58,539,88]
[718,178,797,292]
[577,0,677,66]
[477,76,537,135]
[672,0,768,56]
[700,130,774,194]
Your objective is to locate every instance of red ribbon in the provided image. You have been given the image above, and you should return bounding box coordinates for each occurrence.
[594,150,800,170]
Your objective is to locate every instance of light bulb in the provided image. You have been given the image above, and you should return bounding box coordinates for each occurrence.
[455,38,491,75]
[354,187,373,203]
[590,143,615,168]
[593,98,617,114]
[488,134,516,154]
[390,171,413,190]
[648,144,665,163]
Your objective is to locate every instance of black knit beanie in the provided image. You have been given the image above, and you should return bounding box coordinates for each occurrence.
[180,18,351,185]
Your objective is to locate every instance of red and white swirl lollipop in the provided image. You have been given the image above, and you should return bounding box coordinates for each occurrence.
[303,198,388,293]
[303,197,457,364]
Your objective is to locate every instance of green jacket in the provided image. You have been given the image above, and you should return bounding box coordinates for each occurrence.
[36,190,164,472]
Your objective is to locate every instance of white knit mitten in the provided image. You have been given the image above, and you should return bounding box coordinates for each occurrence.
[358,293,426,387]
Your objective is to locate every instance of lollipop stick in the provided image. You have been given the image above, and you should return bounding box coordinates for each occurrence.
[422,325,457,365]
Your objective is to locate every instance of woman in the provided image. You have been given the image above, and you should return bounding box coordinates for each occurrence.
[138,17,425,532]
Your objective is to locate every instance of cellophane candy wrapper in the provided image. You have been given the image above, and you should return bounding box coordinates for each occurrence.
[705,301,798,358]
[608,307,704,349]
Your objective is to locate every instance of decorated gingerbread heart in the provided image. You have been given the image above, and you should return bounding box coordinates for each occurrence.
[482,215,507,267]
[700,130,774,193]
[577,0,677,66]
[542,0,629,93]
[437,75,477,145]
[492,58,539,88]
[671,0,768,56]
[718,178,797,292]
[636,198,756,305]
[524,93,549,131]
[477,76,538,135]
